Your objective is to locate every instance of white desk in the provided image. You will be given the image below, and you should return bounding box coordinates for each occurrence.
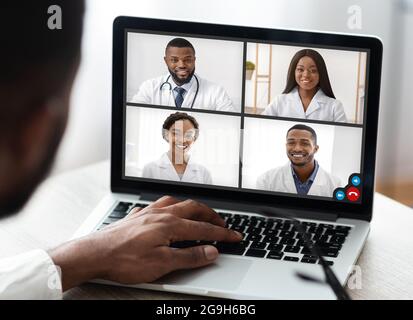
[1,161,413,299]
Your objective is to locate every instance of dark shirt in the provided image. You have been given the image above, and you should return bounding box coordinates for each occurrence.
[291,160,319,195]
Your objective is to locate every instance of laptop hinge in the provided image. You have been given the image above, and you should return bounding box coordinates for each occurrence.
[140,192,339,222]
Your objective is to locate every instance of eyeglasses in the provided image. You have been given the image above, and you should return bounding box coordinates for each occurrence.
[169,129,198,141]
[259,207,351,300]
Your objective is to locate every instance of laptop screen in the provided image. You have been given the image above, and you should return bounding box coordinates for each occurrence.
[122,29,369,205]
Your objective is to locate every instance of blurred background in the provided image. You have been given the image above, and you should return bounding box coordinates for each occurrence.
[52,0,413,206]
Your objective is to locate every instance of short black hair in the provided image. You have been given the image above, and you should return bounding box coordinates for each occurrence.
[287,124,317,145]
[165,38,195,55]
[0,1,84,127]
[162,112,199,140]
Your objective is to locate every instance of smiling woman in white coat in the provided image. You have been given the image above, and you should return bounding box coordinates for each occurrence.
[256,124,341,197]
[142,112,212,184]
[261,49,347,123]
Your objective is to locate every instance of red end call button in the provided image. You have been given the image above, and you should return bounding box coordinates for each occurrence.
[346,187,360,201]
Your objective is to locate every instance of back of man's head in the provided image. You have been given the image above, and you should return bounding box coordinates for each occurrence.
[0,1,85,216]
[0,1,84,128]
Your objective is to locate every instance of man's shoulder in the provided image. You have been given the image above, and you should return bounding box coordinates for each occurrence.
[197,75,225,91]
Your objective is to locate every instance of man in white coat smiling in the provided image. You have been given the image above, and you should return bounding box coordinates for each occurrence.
[257,124,341,197]
[131,38,237,112]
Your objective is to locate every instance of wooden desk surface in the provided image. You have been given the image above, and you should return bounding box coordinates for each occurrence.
[1,161,412,299]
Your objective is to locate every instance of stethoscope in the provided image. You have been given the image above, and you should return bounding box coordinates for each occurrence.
[159,74,200,109]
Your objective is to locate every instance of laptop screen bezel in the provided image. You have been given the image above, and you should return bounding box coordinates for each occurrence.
[111,16,382,222]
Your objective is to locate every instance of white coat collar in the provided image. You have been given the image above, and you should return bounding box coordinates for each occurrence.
[281,161,323,194]
[276,163,298,194]
[165,73,195,93]
[157,152,200,180]
[290,87,330,117]
[285,161,332,196]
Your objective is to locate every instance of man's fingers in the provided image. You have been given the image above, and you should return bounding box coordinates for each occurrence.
[124,206,143,219]
[146,196,181,209]
[169,219,242,242]
[167,245,219,271]
[128,197,225,228]
[163,199,225,227]
[128,195,180,217]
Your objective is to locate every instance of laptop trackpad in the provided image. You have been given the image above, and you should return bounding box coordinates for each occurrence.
[155,256,252,291]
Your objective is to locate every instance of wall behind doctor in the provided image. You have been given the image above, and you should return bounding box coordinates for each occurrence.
[126,33,244,108]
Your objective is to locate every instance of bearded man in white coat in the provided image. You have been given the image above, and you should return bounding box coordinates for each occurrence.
[257,124,341,197]
[131,38,237,112]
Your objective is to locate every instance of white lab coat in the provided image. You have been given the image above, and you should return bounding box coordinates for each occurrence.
[262,87,347,122]
[0,249,62,299]
[142,153,213,184]
[256,163,341,197]
[131,73,238,112]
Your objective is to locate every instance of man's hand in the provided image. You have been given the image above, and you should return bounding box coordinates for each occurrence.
[49,196,242,291]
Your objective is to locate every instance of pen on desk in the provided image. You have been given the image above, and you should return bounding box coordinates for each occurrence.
[259,206,351,300]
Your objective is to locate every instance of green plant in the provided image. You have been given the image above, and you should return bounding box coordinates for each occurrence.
[245,61,255,70]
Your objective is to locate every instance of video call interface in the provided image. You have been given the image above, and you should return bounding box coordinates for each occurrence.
[124,30,368,203]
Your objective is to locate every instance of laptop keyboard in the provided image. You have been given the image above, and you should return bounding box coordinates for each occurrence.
[97,201,353,266]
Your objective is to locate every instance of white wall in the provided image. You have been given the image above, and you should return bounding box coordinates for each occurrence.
[393,3,413,184]
[331,125,363,179]
[52,0,413,191]
[126,32,244,106]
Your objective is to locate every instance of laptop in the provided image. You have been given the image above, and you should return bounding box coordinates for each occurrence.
[72,16,382,299]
